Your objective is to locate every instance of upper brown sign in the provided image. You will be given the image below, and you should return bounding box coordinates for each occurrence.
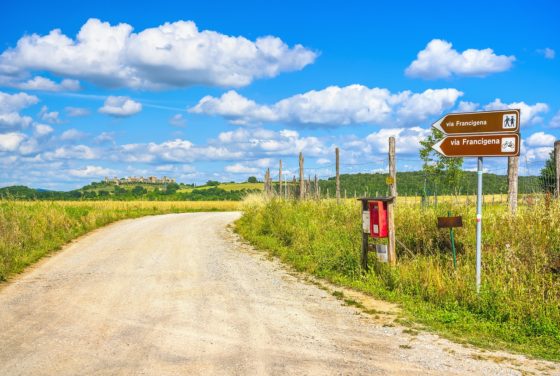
[432,134,520,157]
[432,109,520,135]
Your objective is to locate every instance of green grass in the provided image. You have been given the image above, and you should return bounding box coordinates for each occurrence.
[0,200,239,282]
[178,182,264,193]
[235,195,560,361]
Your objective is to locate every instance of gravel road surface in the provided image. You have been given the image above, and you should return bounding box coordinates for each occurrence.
[0,212,557,375]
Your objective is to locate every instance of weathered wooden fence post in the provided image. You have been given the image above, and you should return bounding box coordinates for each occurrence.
[360,199,369,271]
[266,168,271,195]
[336,147,341,204]
[314,174,319,200]
[555,141,560,199]
[507,156,519,213]
[279,160,283,197]
[388,136,397,265]
[299,152,305,200]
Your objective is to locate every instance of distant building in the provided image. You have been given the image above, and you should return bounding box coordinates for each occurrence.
[103,176,176,185]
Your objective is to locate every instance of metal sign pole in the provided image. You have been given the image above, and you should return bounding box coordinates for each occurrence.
[475,157,483,293]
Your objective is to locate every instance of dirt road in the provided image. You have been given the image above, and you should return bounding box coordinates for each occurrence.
[0,212,557,375]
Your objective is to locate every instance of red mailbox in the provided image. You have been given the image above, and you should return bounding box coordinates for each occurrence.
[369,201,388,238]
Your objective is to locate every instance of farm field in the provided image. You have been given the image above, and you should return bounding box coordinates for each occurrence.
[235,195,560,360]
[0,200,239,282]
[178,182,264,193]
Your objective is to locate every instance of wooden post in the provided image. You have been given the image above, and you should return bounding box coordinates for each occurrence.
[360,199,369,271]
[555,141,560,199]
[264,170,268,194]
[266,168,271,195]
[336,147,341,204]
[507,156,519,214]
[314,174,319,199]
[388,136,397,265]
[299,152,305,200]
[279,160,283,197]
[306,176,311,199]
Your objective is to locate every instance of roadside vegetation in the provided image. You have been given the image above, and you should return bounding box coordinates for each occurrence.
[0,181,262,201]
[0,200,239,282]
[235,195,560,360]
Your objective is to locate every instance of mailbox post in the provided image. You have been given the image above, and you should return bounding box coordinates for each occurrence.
[358,197,395,270]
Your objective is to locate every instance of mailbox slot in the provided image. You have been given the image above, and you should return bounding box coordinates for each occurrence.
[369,201,388,238]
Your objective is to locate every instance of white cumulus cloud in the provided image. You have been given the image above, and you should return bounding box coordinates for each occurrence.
[43,145,98,160]
[118,139,244,163]
[405,39,515,79]
[68,165,115,178]
[33,123,54,137]
[216,128,329,157]
[0,91,38,130]
[169,113,186,127]
[14,76,80,92]
[60,128,87,141]
[537,48,555,59]
[65,107,90,117]
[549,111,560,129]
[190,85,463,127]
[0,132,26,151]
[525,132,556,147]
[99,96,142,117]
[224,163,259,174]
[39,105,62,124]
[483,99,548,125]
[456,101,479,112]
[364,127,431,154]
[0,18,317,89]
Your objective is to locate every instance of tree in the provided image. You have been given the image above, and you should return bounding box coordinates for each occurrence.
[131,185,147,196]
[206,180,220,186]
[247,176,258,183]
[165,182,180,194]
[540,148,557,193]
[419,128,464,195]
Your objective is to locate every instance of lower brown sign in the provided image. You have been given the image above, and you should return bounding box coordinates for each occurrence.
[432,134,520,157]
[437,216,463,229]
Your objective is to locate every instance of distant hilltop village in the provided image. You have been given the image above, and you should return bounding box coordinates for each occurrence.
[104,176,176,185]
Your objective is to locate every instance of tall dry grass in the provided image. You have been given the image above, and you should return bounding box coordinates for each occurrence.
[0,200,239,281]
[236,194,560,359]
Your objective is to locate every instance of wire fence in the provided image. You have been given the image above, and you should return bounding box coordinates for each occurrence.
[262,150,559,209]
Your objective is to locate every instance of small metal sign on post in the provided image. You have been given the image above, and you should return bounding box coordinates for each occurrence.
[431,109,520,293]
[437,213,463,269]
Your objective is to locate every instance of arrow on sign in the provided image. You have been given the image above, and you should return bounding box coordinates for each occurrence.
[432,109,520,135]
[432,134,520,157]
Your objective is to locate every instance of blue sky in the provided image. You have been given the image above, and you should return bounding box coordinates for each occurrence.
[1,0,558,190]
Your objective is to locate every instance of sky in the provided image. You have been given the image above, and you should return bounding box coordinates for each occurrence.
[0,0,558,190]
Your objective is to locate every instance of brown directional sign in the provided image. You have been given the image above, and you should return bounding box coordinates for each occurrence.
[432,134,520,157]
[432,109,520,134]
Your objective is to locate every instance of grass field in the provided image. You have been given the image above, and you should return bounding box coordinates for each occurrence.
[0,200,239,282]
[178,182,263,193]
[235,194,560,360]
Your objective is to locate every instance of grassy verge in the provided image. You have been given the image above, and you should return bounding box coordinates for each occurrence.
[0,200,239,281]
[235,195,560,361]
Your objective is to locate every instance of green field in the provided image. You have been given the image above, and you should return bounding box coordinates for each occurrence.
[235,195,560,360]
[178,182,263,193]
